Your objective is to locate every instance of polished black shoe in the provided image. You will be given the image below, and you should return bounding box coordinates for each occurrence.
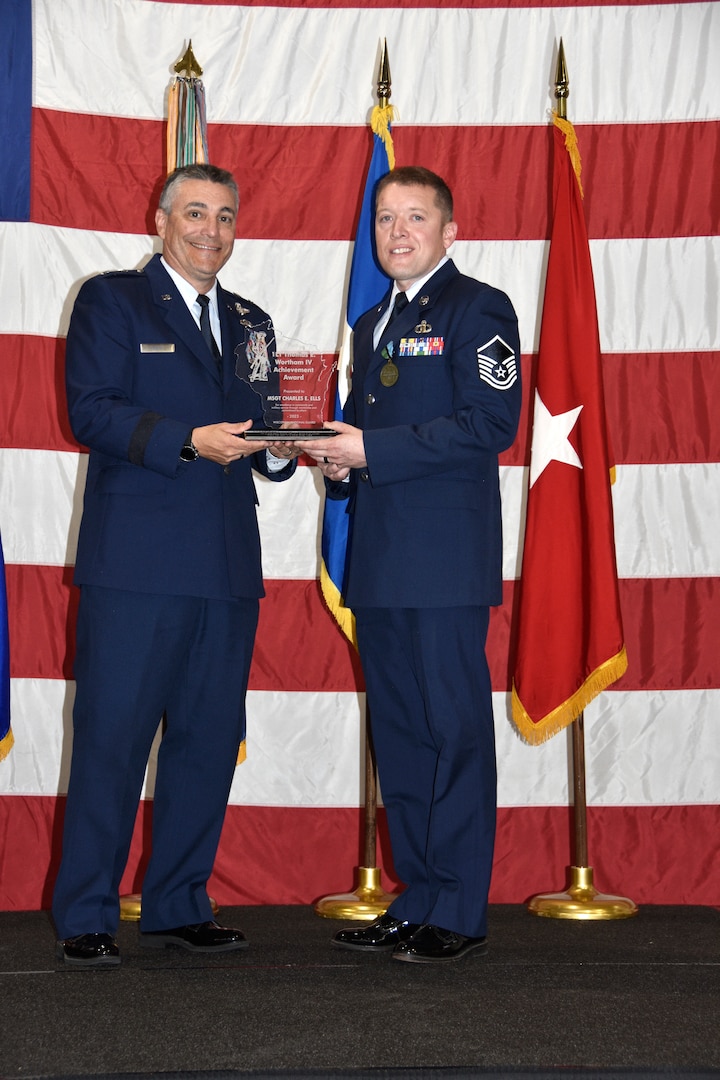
[56,932,120,967]
[331,912,421,952]
[139,920,248,952]
[392,923,488,964]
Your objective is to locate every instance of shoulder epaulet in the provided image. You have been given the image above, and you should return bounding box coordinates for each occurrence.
[226,290,252,309]
[100,268,146,278]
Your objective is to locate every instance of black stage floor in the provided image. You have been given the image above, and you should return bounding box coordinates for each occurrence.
[1,904,719,1080]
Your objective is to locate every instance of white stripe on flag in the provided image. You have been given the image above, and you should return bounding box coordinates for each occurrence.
[3,224,720,356]
[2,450,719,580]
[34,0,720,125]
[5,679,719,808]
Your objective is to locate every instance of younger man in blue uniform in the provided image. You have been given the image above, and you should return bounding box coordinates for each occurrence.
[297,166,521,963]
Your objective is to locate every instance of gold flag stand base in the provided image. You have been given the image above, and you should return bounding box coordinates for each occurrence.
[119,894,219,922]
[528,866,638,921]
[314,866,396,922]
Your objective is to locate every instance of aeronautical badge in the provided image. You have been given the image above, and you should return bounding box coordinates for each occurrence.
[476,335,517,390]
[235,302,250,317]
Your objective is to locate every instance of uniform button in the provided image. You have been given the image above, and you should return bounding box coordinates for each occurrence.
[360,470,369,482]
[366,394,376,405]
[224,465,231,475]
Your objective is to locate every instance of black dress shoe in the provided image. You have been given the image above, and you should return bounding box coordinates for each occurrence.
[56,933,120,967]
[392,924,488,964]
[139,920,248,952]
[331,912,421,952]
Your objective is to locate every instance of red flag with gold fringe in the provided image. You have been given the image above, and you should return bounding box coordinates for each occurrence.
[511,115,627,744]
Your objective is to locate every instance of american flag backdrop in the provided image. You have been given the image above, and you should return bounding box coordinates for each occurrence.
[0,0,718,911]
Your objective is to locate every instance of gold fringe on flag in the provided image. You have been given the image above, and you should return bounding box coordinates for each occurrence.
[370,104,396,170]
[319,562,358,651]
[0,728,13,762]
[553,111,583,198]
[511,646,628,746]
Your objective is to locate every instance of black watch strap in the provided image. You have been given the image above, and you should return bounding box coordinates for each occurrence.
[180,432,198,461]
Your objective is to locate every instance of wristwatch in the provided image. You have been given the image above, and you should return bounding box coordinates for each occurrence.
[179,435,199,462]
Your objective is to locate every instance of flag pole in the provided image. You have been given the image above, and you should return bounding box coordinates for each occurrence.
[315,707,396,921]
[314,42,397,921]
[527,43,636,920]
[529,712,636,919]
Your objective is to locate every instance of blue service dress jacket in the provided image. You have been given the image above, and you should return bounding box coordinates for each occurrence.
[66,252,294,601]
[327,258,522,609]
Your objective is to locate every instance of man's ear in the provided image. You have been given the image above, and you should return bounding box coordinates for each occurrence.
[155,208,167,238]
[443,221,458,249]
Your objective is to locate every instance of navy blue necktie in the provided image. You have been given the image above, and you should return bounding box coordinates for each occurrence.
[387,291,409,326]
[197,294,221,370]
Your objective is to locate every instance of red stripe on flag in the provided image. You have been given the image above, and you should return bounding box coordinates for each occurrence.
[0,336,78,452]
[31,110,719,240]
[253,580,364,690]
[7,566,719,692]
[3,337,719,466]
[4,568,365,689]
[2,796,718,912]
[500,351,720,467]
[496,579,720,693]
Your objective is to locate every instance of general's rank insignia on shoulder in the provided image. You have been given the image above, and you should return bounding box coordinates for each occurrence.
[476,335,518,390]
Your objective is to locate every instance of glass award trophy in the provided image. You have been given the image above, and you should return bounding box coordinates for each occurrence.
[235,328,338,441]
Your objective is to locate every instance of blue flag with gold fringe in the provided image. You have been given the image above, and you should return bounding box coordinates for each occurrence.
[319,106,394,645]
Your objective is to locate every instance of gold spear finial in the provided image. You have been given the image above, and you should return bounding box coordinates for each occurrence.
[174,40,203,78]
[554,38,569,120]
[377,39,391,109]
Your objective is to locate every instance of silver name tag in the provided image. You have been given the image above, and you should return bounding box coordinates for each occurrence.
[140,343,175,353]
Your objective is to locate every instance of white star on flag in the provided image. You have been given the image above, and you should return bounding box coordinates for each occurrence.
[529,390,583,488]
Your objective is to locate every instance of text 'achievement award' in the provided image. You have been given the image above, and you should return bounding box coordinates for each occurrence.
[235,328,338,440]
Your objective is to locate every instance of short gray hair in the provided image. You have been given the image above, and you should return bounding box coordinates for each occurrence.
[158,163,239,215]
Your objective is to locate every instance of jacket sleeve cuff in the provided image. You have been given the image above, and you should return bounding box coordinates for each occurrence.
[128,413,191,477]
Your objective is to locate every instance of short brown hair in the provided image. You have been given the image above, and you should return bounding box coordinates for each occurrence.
[375,166,454,223]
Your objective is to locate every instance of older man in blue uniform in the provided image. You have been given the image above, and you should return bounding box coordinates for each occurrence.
[297,166,521,963]
[53,163,297,966]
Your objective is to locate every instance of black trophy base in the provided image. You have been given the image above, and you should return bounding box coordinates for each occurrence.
[241,429,338,441]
